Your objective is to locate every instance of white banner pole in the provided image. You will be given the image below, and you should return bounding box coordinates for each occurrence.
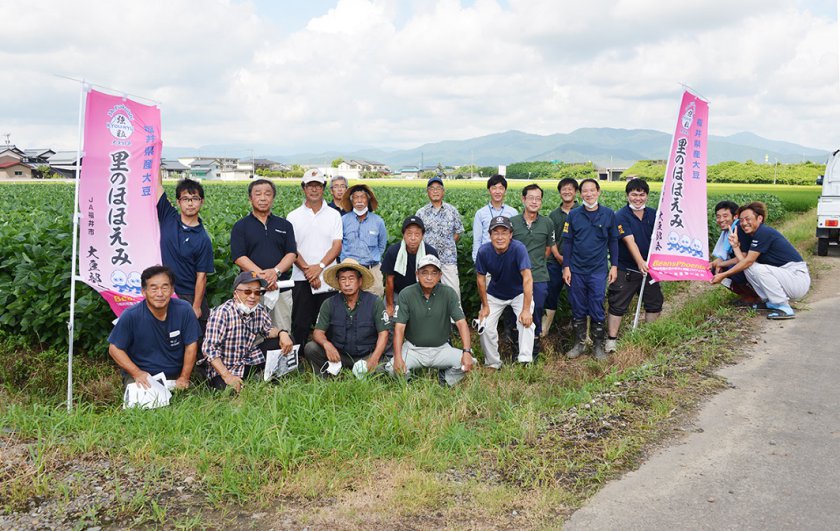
[67,80,87,412]
[631,273,648,330]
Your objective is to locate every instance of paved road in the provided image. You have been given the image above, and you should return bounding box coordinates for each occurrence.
[566,254,840,531]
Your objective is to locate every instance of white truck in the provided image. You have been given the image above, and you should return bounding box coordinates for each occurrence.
[816,149,840,256]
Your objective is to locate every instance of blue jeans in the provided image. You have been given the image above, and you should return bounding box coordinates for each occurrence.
[568,271,607,322]
[545,261,565,311]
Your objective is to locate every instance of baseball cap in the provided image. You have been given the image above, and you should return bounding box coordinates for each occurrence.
[427,175,444,187]
[233,270,268,290]
[401,215,425,233]
[301,168,326,185]
[488,215,513,232]
[416,254,442,271]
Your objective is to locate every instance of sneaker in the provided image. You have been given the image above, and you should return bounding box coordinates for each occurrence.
[605,339,617,353]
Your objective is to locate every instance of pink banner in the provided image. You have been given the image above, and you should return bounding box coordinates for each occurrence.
[79,89,162,316]
[648,91,713,282]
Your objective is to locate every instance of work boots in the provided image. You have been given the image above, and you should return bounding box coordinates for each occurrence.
[540,309,556,338]
[592,320,608,360]
[565,319,588,359]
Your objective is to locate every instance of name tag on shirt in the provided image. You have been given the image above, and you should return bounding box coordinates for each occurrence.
[169,330,181,338]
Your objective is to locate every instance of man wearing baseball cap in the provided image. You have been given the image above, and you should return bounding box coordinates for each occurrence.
[415,175,465,301]
[287,169,344,345]
[304,259,391,376]
[381,215,440,318]
[475,216,536,367]
[339,183,388,297]
[387,254,474,386]
[202,271,294,392]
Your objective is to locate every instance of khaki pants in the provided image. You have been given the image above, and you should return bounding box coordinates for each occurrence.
[385,341,467,386]
[364,264,385,298]
[263,289,293,331]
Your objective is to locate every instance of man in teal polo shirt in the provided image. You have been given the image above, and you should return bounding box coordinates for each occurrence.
[387,255,474,386]
[510,183,555,357]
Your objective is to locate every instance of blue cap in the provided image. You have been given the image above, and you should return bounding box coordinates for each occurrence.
[427,175,444,187]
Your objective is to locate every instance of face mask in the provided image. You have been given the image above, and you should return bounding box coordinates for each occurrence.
[353,207,368,216]
[583,199,598,209]
[629,202,645,211]
[235,295,256,315]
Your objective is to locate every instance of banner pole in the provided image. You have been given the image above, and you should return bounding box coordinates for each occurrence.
[67,80,86,412]
[632,273,648,330]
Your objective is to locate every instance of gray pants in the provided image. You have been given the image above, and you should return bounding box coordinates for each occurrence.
[745,261,810,306]
[385,341,467,386]
[263,289,293,331]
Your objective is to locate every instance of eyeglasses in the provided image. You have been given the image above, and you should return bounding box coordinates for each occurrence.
[428,185,444,191]
[418,270,441,278]
[178,196,202,203]
[236,288,265,296]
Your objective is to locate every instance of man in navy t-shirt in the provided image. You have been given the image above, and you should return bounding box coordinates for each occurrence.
[712,202,810,319]
[606,179,663,354]
[156,175,215,338]
[475,216,535,368]
[108,266,200,389]
[561,178,619,360]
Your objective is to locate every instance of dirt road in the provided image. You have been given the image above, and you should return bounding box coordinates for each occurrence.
[566,252,840,530]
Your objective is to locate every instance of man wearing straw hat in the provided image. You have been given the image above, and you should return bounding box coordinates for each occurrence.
[387,255,475,386]
[339,183,388,297]
[303,258,391,376]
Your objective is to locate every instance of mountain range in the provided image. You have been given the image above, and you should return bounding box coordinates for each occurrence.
[162,128,831,169]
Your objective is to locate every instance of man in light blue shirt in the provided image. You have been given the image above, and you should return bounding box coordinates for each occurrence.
[340,183,388,296]
[472,174,518,262]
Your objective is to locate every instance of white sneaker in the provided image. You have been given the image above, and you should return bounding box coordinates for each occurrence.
[605,339,617,353]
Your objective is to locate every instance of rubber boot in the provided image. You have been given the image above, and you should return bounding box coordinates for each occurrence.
[540,309,556,338]
[592,320,608,360]
[565,319,587,359]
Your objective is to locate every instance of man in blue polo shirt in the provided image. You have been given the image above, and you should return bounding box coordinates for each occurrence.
[156,174,214,342]
[340,183,388,297]
[562,178,619,360]
[475,216,535,367]
[230,179,298,332]
[606,179,662,354]
[712,201,810,319]
[108,266,200,389]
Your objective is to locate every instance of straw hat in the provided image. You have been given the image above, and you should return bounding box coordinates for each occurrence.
[340,184,379,213]
[323,258,374,290]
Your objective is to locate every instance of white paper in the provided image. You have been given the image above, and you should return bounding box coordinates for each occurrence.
[276,280,295,289]
[264,344,300,381]
[263,289,279,310]
[123,372,173,410]
[310,273,336,295]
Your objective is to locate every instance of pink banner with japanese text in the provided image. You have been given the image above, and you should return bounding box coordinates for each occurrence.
[648,91,713,282]
[79,89,162,316]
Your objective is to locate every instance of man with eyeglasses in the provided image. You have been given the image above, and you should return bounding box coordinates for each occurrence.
[415,175,465,301]
[327,175,349,215]
[156,174,215,350]
[202,271,294,391]
[108,266,200,390]
[230,178,298,333]
[387,255,474,386]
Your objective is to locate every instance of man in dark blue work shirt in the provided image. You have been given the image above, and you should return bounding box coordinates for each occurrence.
[108,266,200,389]
[156,174,215,340]
[562,178,619,360]
[230,179,298,332]
[606,179,663,354]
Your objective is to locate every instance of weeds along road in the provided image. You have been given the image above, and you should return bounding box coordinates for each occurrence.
[567,248,840,531]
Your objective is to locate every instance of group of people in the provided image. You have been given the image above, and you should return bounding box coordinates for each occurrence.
[108,170,810,392]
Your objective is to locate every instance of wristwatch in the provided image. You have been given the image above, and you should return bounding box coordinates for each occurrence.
[462,348,472,354]
[274,268,281,277]
[318,262,326,269]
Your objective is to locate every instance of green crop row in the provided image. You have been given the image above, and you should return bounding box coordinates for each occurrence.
[0,182,784,357]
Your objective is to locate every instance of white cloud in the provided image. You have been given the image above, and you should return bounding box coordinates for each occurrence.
[1,0,837,153]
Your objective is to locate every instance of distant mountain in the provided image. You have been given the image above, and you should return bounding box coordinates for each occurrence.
[162,128,831,169]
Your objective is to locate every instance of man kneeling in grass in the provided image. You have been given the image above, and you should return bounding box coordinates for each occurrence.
[387,255,475,386]
[303,258,391,377]
[108,265,199,389]
[711,202,811,320]
[203,271,293,392]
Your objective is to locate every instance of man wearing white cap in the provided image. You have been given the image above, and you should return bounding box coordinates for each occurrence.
[303,258,391,376]
[287,169,344,345]
[387,254,475,386]
[475,215,536,367]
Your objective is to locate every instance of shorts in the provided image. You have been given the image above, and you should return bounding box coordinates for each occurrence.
[607,269,663,317]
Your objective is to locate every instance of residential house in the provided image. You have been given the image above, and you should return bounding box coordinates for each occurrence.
[337,159,390,174]
[161,159,190,179]
[47,151,82,178]
[0,146,32,179]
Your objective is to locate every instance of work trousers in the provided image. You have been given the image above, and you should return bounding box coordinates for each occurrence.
[745,261,810,306]
[480,292,536,368]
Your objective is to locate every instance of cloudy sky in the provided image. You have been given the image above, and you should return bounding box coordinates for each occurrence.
[3,0,838,154]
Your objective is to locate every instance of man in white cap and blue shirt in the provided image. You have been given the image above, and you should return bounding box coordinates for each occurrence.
[387,254,475,386]
[475,215,536,367]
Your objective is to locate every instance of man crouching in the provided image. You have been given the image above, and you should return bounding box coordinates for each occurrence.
[387,255,474,386]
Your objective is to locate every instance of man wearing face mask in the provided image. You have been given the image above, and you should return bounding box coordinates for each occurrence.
[606,179,663,354]
[202,271,294,392]
[562,178,619,360]
[339,184,388,297]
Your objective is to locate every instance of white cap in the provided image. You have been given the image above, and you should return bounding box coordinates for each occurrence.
[302,168,326,184]
[416,254,442,271]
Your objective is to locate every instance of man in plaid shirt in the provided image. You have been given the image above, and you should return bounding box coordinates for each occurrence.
[203,271,294,392]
